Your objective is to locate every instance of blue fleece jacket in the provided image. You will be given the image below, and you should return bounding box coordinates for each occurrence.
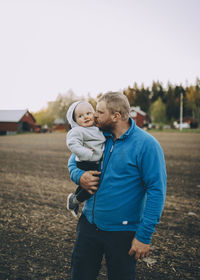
[68,118,167,244]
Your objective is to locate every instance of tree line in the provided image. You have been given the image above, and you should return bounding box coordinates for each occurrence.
[123,78,200,126]
[33,78,200,128]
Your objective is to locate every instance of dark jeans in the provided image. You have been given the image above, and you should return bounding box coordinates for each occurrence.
[70,214,136,280]
[75,161,99,202]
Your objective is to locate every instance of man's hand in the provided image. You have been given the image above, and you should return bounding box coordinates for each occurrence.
[79,171,101,194]
[128,238,150,260]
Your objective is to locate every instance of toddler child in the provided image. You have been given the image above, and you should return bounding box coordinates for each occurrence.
[66,101,105,217]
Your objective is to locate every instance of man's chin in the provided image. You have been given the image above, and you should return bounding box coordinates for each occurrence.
[95,120,114,131]
[95,122,104,131]
[94,120,100,126]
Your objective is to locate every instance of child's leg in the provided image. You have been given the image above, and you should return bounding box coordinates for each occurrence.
[74,160,99,203]
[75,187,92,202]
[66,160,99,217]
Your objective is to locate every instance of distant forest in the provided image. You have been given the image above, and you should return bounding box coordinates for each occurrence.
[123,78,200,126]
[34,78,200,127]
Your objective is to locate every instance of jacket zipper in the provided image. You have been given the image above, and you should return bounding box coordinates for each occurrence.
[92,140,116,223]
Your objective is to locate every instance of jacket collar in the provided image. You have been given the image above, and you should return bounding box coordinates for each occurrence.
[103,118,136,140]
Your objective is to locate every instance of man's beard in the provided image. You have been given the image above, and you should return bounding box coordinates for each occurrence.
[95,119,115,132]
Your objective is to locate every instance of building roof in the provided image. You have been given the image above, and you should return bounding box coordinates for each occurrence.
[130,106,146,116]
[0,110,28,122]
[53,118,65,125]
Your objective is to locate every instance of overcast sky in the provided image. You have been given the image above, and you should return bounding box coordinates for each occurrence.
[0,0,199,112]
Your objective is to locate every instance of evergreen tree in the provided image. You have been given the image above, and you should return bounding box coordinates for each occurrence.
[186,82,200,124]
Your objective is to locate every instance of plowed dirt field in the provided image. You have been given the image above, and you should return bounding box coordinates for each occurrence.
[0,132,199,279]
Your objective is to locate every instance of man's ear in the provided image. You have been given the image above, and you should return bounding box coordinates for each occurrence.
[112,112,121,122]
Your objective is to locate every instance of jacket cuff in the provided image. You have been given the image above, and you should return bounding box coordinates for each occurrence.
[135,232,152,245]
[71,169,85,185]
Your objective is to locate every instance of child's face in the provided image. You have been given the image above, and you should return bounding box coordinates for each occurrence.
[74,102,95,127]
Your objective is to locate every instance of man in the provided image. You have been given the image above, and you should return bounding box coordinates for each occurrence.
[68,92,167,280]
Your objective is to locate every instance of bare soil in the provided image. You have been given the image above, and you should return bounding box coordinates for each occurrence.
[0,132,200,280]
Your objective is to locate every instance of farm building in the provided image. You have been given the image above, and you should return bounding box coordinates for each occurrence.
[0,110,39,135]
[130,106,149,128]
[52,118,66,132]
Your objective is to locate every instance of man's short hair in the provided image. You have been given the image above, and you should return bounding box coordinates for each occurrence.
[98,92,130,120]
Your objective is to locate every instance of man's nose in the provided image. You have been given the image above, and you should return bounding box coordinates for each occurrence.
[94,112,98,118]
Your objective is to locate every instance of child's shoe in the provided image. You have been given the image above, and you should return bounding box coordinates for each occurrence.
[67,193,79,218]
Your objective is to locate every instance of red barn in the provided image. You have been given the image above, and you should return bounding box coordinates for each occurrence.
[0,110,38,135]
[130,106,149,128]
